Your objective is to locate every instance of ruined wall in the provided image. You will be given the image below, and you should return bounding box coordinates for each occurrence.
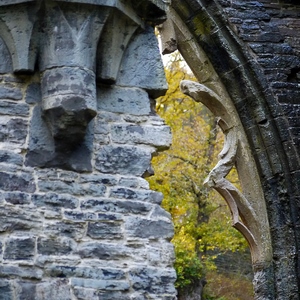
[0,1,177,299]
[168,0,300,299]
[1,0,300,299]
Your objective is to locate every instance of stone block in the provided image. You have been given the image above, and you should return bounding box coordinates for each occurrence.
[78,242,130,260]
[97,86,151,115]
[257,55,300,69]
[71,278,130,291]
[15,281,37,300]
[0,171,35,193]
[15,281,36,300]
[45,266,126,280]
[0,265,42,280]
[0,86,22,100]
[0,37,12,74]
[0,100,29,117]
[32,193,79,209]
[81,198,152,215]
[24,104,55,166]
[79,173,118,186]
[82,183,107,197]
[118,177,140,188]
[283,141,300,172]
[249,42,294,55]
[125,217,174,240]
[74,288,131,300]
[4,192,31,205]
[95,145,153,176]
[44,221,86,241]
[117,26,168,98]
[37,237,76,256]
[0,280,13,300]
[87,221,123,239]
[150,205,172,221]
[129,267,176,294]
[35,279,72,300]
[37,180,81,195]
[38,177,106,197]
[94,121,110,135]
[111,124,172,149]
[0,206,42,233]
[0,150,23,166]
[109,187,163,204]
[63,211,98,222]
[25,82,41,104]
[4,236,36,261]
[0,117,28,145]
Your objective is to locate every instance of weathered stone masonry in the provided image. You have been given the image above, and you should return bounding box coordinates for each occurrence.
[0,1,177,299]
[1,0,300,299]
[166,1,300,299]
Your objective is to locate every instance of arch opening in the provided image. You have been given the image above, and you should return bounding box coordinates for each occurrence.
[148,44,256,298]
[154,6,276,296]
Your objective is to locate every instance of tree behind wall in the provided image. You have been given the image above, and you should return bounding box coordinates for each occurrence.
[148,52,253,299]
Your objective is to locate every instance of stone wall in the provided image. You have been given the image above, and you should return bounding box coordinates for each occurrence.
[1,0,300,299]
[0,1,177,299]
[168,0,300,299]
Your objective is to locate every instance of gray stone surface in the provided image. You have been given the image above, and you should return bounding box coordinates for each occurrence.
[0,86,22,100]
[0,37,12,73]
[0,117,28,145]
[117,26,168,98]
[0,150,23,166]
[0,1,176,299]
[111,124,172,149]
[44,221,86,241]
[0,280,13,300]
[0,100,29,116]
[37,237,76,255]
[32,193,79,209]
[97,86,151,115]
[71,278,130,291]
[0,206,42,232]
[78,242,131,260]
[4,237,36,260]
[87,221,123,239]
[95,145,153,176]
[129,267,177,294]
[0,266,42,280]
[0,171,35,193]
[35,280,72,300]
[125,216,174,239]
[74,288,131,300]
[25,82,41,104]
[81,198,152,215]
[4,192,31,205]
[45,265,126,280]
[16,281,37,300]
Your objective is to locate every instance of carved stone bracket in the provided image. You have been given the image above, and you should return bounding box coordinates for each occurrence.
[180,80,272,265]
[0,0,167,171]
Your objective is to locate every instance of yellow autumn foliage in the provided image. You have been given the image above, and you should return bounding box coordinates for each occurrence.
[147,51,248,291]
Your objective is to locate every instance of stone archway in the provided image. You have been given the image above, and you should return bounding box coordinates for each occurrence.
[161,1,300,299]
[0,1,299,299]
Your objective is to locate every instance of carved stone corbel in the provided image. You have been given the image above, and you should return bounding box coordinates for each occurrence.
[0,0,168,171]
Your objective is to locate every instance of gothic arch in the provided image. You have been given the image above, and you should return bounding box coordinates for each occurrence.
[161,1,300,298]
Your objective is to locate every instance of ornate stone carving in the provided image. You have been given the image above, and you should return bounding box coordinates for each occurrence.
[0,0,167,171]
[180,80,272,266]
